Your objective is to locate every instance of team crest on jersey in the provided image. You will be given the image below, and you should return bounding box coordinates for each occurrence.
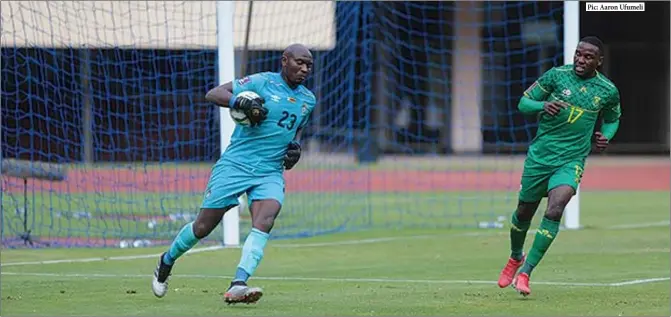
[562,89,572,96]
[237,77,251,85]
[580,86,587,93]
[593,96,601,105]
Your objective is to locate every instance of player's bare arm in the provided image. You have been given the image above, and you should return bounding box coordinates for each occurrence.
[205,82,234,107]
[206,81,268,126]
[293,127,303,142]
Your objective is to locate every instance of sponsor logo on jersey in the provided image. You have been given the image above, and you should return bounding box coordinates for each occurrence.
[270,95,281,102]
[301,104,309,115]
[287,97,296,103]
[238,77,251,85]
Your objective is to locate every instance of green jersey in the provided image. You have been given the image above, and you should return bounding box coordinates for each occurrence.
[523,64,621,167]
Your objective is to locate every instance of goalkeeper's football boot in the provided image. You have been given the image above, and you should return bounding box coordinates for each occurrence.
[151,252,173,298]
[512,272,531,296]
[497,253,525,288]
[224,281,263,305]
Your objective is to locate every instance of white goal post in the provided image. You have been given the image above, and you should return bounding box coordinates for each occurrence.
[563,1,581,230]
[217,1,241,247]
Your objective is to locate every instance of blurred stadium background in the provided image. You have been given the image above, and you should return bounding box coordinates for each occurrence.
[1,1,668,248]
[2,2,669,316]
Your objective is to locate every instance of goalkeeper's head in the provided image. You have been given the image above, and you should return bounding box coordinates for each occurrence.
[573,36,604,78]
[281,43,313,86]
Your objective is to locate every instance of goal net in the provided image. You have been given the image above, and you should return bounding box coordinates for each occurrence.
[1,1,564,247]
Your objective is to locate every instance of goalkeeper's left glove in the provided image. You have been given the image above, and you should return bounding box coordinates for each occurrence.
[283,141,301,170]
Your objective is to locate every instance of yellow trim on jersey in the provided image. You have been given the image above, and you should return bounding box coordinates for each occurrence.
[535,82,550,93]
[549,93,600,113]
[595,72,617,90]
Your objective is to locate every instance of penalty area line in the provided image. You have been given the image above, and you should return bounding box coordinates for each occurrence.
[1,271,668,288]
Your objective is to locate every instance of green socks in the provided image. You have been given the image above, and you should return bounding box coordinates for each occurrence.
[520,217,560,275]
[510,212,531,261]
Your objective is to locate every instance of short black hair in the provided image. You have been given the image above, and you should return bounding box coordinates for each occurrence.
[579,36,604,55]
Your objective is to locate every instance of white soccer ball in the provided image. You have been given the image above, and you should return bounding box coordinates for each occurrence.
[230,91,262,126]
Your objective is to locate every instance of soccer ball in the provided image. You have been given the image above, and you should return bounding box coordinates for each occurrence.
[229,91,262,126]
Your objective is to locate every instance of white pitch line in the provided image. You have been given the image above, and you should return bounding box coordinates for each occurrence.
[609,277,671,286]
[606,221,670,230]
[272,233,471,248]
[0,232,490,267]
[2,271,668,288]
[0,245,224,267]
[1,220,668,267]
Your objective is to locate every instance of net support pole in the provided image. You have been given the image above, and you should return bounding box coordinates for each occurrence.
[563,1,581,230]
[80,49,94,164]
[217,0,240,247]
[450,1,483,153]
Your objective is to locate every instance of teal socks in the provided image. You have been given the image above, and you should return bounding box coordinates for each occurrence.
[163,222,200,265]
[233,228,270,282]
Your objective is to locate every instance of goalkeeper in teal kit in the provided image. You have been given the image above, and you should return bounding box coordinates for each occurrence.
[497,36,622,296]
[151,44,316,305]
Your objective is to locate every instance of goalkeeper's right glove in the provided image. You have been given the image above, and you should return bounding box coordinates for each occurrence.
[229,94,268,127]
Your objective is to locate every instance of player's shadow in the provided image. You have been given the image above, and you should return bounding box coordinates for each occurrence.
[219,303,259,310]
[215,294,260,309]
[502,288,536,301]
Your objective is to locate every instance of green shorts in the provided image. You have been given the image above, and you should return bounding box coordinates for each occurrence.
[518,159,585,203]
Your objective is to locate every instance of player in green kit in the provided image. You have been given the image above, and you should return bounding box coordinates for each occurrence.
[496,36,621,296]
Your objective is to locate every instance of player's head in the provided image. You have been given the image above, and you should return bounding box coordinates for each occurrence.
[573,36,604,78]
[281,43,313,86]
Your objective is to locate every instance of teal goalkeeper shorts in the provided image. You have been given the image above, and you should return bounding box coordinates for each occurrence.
[200,160,285,209]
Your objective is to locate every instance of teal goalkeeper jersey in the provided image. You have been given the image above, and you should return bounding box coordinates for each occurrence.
[221,72,316,175]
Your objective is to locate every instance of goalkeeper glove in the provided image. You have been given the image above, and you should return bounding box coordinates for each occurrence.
[229,94,268,127]
[283,141,301,170]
